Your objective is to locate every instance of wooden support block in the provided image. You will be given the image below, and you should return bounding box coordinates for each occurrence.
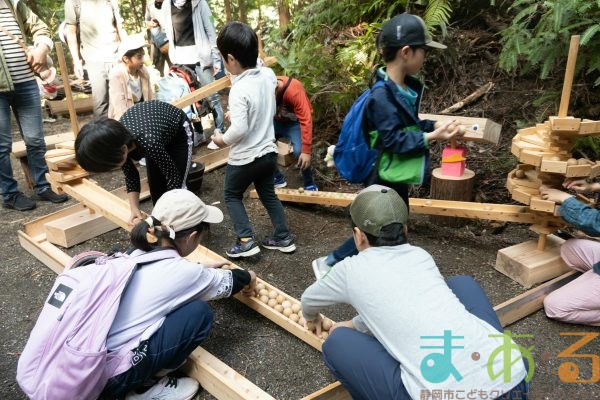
[48,165,89,183]
[45,148,75,158]
[419,113,501,144]
[495,235,571,288]
[540,159,568,174]
[511,188,533,205]
[578,120,600,135]
[529,197,557,213]
[17,230,72,275]
[519,150,544,167]
[301,381,351,400]
[493,271,579,326]
[44,208,119,248]
[565,164,592,178]
[11,132,75,158]
[46,96,93,116]
[182,348,275,400]
[549,116,581,132]
[46,153,77,171]
[529,223,560,235]
[519,134,548,148]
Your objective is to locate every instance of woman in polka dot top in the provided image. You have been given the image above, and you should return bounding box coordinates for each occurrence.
[75,101,193,223]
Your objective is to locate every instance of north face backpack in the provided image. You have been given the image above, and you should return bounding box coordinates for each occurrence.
[17,248,179,400]
[333,80,385,183]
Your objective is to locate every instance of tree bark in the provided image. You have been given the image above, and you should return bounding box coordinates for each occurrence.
[224,0,233,22]
[277,0,291,36]
[238,0,247,23]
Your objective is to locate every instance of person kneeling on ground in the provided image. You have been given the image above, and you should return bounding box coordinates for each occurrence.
[101,189,256,399]
[301,185,530,400]
[540,180,600,326]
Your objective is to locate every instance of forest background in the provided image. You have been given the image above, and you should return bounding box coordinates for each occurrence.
[24,0,600,199]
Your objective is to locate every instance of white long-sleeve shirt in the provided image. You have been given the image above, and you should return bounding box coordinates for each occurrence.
[301,244,527,399]
[222,66,278,165]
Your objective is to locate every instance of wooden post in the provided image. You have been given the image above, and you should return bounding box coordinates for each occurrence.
[558,35,580,118]
[54,42,79,136]
[429,168,475,227]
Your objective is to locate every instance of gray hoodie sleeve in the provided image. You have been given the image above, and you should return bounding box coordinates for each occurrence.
[199,0,221,69]
[301,262,350,321]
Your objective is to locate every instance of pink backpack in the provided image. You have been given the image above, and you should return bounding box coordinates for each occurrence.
[17,249,179,400]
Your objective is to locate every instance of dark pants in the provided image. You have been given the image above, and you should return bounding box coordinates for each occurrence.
[146,127,191,204]
[224,152,290,239]
[322,276,530,400]
[329,178,409,264]
[273,119,315,187]
[102,300,213,398]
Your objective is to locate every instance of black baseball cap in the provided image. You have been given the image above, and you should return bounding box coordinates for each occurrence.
[378,13,446,50]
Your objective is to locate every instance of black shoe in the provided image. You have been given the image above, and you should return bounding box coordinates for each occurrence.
[37,188,68,203]
[3,192,36,211]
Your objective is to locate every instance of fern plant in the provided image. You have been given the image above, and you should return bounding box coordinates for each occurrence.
[500,0,600,86]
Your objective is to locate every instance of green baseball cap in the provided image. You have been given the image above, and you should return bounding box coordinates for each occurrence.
[350,185,409,237]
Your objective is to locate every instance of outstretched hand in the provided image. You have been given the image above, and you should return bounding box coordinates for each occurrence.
[539,185,573,204]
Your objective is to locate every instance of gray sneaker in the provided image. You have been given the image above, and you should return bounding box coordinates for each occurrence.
[261,235,296,253]
[312,256,332,280]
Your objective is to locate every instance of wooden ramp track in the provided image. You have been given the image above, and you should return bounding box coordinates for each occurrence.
[249,189,564,226]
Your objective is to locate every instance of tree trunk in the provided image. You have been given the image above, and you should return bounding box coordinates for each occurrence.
[429,168,475,227]
[238,0,247,23]
[277,0,291,36]
[224,0,233,22]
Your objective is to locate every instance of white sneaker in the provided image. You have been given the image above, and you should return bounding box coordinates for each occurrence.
[139,158,146,167]
[312,256,331,280]
[207,140,219,150]
[126,376,199,400]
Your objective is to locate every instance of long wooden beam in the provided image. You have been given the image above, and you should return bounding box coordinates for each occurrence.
[249,189,563,225]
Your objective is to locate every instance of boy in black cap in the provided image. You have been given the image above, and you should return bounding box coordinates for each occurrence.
[313,13,464,278]
[301,185,530,399]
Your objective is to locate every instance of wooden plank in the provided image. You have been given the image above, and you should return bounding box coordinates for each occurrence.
[17,230,71,275]
[566,164,592,178]
[48,165,89,183]
[550,116,581,132]
[11,132,75,158]
[46,154,77,171]
[172,77,232,110]
[419,113,501,144]
[494,271,579,326]
[55,141,75,150]
[252,189,564,225]
[46,96,93,116]
[55,42,80,136]
[301,381,350,400]
[529,196,557,213]
[495,235,572,288]
[519,150,544,167]
[579,120,600,135]
[45,148,75,158]
[558,35,580,117]
[193,146,230,172]
[182,348,275,400]
[44,208,118,248]
[540,159,568,174]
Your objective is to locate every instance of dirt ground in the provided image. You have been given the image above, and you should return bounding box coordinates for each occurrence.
[1,111,600,400]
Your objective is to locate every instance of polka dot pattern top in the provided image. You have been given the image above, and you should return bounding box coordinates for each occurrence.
[120,101,192,193]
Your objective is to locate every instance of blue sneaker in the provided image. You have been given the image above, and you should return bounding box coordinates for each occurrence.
[304,183,318,191]
[261,235,296,253]
[274,174,287,189]
[226,237,260,258]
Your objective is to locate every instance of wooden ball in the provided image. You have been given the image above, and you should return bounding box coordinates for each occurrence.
[298,187,305,193]
[268,290,278,299]
[321,332,329,340]
[298,317,306,326]
[274,304,284,313]
[514,169,525,179]
[259,289,269,296]
[567,158,578,165]
[291,304,301,313]
[276,295,285,304]
[256,283,265,291]
[306,321,315,331]
[267,298,277,308]
[578,158,590,165]
[281,300,292,309]
[289,313,299,323]
[259,295,269,304]
[322,318,333,331]
[283,308,293,317]
[298,310,303,318]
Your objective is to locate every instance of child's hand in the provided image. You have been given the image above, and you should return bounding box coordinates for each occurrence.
[563,178,593,193]
[211,131,226,148]
[297,153,311,170]
[129,208,145,225]
[428,120,456,142]
[204,261,231,269]
[329,319,354,334]
[540,185,573,204]
[224,111,231,122]
[305,314,324,338]
[241,271,256,296]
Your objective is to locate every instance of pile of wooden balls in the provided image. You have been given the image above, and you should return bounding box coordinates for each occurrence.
[254,282,334,339]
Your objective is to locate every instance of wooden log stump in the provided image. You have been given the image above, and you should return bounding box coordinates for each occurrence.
[429,167,475,227]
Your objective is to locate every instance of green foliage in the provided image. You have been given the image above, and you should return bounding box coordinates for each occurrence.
[499,0,600,86]
[269,0,453,133]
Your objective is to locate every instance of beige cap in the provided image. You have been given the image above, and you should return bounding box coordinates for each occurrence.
[151,189,223,232]
[349,184,408,237]
[117,33,148,60]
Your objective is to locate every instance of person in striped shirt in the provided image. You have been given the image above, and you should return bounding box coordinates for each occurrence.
[0,0,68,211]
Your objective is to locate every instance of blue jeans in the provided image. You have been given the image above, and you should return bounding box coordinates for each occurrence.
[102,300,214,398]
[322,276,530,400]
[194,65,224,132]
[327,178,409,265]
[0,80,51,200]
[224,152,290,239]
[273,119,315,187]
